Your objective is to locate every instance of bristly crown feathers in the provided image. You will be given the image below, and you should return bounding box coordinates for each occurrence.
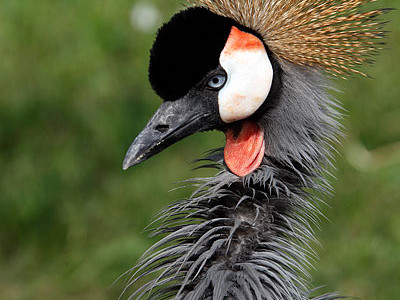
[188,0,387,76]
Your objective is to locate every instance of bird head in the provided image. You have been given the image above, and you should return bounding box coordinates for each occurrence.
[123,7,282,176]
[123,2,385,177]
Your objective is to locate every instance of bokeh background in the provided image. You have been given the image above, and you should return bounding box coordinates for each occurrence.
[0,0,399,299]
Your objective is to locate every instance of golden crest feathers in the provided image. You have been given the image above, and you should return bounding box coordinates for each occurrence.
[188,0,387,76]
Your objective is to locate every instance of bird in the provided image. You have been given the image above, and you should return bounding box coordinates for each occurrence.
[121,0,387,299]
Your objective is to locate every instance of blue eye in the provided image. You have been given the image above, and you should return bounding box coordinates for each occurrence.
[207,74,227,89]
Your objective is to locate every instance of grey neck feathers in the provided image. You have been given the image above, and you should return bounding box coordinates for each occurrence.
[124,63,344,300]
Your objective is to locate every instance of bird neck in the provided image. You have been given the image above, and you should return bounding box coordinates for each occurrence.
[127,63,342,300]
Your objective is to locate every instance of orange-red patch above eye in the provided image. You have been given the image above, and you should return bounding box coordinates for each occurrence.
[223,26,264,54]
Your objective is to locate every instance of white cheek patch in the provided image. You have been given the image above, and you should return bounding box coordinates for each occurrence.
[218,26,273,123]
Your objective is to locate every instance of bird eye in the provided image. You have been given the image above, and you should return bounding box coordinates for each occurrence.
[207,74,227,89]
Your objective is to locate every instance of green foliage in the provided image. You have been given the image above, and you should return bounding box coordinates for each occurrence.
[0,0,399,299]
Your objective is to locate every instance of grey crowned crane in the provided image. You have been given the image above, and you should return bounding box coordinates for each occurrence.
[122,1,386,299]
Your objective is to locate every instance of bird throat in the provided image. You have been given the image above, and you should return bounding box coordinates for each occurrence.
[224,120,265,177]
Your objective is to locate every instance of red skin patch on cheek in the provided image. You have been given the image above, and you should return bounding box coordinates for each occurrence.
[223,26,264,55]
[224,120,265,177]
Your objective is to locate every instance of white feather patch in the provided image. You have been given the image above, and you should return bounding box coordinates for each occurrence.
[218,27,273,123]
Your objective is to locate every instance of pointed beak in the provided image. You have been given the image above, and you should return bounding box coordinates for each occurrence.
[123,95,218,170]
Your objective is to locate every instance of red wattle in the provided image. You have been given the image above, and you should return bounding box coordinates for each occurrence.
[224,120,265,177]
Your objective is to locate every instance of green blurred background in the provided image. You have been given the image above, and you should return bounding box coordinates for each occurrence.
[0,0,399,299]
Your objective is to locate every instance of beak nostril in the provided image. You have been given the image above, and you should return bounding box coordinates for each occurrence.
[155,124,170,133]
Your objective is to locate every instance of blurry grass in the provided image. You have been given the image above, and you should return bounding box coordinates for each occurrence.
[0,0,399,300]
[312,1,400,298]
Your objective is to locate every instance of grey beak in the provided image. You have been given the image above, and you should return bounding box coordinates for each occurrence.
[123,96,217,170]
